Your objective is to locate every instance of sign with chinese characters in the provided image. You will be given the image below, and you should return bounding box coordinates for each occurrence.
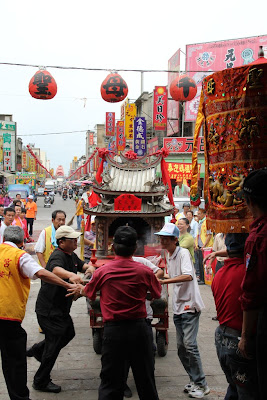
[89,132,94,146]
[168,50,180,136]
[3,133,11,171]
[185,35,267,121]
[164,137,204,153]
[147,137,159,155]
[153,86,168,131]
[134,117,147,156]
[114,194,142,212]
[125,103,136,139]
[0,122,15,131]
[30,158,36,172]
[105,112,115,136]
[22,151,27,168]
[167,162,201,181]
[116,121,125,151]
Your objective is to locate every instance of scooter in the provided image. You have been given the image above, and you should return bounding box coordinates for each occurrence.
[44,195,51,207]
[62,193,67,201]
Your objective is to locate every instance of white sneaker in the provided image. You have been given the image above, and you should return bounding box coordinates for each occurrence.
[184,382,195,393]
[189,385,210,398]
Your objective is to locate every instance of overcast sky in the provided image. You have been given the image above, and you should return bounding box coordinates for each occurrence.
[1,0,266,175]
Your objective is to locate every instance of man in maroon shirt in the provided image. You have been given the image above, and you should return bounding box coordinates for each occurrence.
[68,226,161,400]
[212,233,259,399]
[238,168,267,400]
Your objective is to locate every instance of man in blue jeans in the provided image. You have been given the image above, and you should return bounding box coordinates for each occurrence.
[155,223,209,399]
[211,233,259,400]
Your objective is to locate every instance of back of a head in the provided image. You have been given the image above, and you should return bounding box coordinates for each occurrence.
[3,225,24,245]
[113,226,137,257]
[243,168,267,212]
[225,233,249,258]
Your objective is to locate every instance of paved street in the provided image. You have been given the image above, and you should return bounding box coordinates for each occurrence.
[0,195,228,400]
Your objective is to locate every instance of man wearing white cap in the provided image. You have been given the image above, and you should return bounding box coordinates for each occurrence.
[25,195,37,236]
[155,223,209,399]
[27,225,94,394]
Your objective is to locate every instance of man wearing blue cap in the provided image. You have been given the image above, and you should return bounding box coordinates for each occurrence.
[155,223,209,399]
[212,233,259,399]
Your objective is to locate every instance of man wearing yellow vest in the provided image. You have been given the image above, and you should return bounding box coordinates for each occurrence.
[35,210,66,267]
[0,225,77,400]
[195,208,213,285]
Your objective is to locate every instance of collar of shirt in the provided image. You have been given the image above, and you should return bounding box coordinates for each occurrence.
[2,241,18,248]
[114,255,133,260]
[169,246,181,260]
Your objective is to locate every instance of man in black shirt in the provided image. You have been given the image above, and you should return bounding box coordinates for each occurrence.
[27,225,94,393]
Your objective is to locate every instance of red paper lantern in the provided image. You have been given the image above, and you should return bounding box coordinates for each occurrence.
[29,69,57,100]
[101,72,128,103]
[170,74,197,102]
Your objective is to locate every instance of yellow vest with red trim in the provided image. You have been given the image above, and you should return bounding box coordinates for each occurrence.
[0,244,30,322]
[43,226,55,264]
[200,219,213,248]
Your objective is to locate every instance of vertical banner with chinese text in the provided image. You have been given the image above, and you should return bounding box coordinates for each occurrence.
[105,112,115,136]
[134,117,147,156]
[3,133,11,171]
[116,121,126,152]
[125,103,136,139]
[153,86,168,131]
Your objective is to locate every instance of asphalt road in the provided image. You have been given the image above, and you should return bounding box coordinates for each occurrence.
[0,194,228,399]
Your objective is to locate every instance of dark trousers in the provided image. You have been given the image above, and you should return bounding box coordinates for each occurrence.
[32,314,75,388]
[215,326,259,400]
[99,319,159,400]
[26,218,34,236]
[195,248,204,282]
[0,320,30,400]
[257,307,267,400]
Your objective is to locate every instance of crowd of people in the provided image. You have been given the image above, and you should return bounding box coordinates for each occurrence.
[0,168,266,400]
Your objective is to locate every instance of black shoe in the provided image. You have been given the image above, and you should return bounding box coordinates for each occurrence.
[212,316,218,321]
[124,384,132,398]
[26,347,42,362]
[32,382,61,393]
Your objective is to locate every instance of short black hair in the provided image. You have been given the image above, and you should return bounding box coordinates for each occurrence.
[243,168,267,212]
[52,210,66,220]
[179,217,190,225]
[21,208,26,213]
[4,207,15,215]
[113,226,137,257]
[12,199,22,207]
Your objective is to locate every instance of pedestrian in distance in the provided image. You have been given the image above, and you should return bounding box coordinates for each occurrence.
[155,222,210,399]
[35,210,66,267]
[28,225,95,394]
[25,195,37,236]
[212,233,259,399]
[67,225,162,400]
[75,197,83,230]
[195,208,213,285]
[187,210,199,239]
[0,225,78,400]
[0,207,15,244]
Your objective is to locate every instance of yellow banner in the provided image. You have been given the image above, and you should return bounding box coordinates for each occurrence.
[125,103,136,139]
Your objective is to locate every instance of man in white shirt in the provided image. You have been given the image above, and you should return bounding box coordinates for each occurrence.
[187,210,199,239]
[0,226,77,400]
[155,223,209,399]
[0,207,15,244]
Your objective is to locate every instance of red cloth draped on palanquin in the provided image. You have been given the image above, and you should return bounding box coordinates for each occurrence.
[190,62,267,233]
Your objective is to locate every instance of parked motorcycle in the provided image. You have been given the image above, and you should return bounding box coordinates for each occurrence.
[44,195,51,207]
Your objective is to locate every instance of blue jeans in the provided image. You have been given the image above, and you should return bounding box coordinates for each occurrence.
[173,312,206,387]
[76,215,82,230]
[215,326,259,400]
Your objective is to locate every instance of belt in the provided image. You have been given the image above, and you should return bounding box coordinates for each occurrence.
[219,324,241,337]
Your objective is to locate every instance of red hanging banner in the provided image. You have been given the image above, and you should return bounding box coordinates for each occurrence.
[105,112,115,136]
[116,121,125,151]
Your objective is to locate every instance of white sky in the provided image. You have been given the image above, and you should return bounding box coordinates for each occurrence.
[1,0,266,174]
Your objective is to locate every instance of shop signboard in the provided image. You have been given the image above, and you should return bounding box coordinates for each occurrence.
[147,137,159,155]
[105,112,115,136]
[153,86,168,131]
[22,151,27,168]
[163,137,204,153]
[116,121,125,152]
[125,103,136,139]
[185,35,267,121]
[134,117,147,156]
[167,162,201,181]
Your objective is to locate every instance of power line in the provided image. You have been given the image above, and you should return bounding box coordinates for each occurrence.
[19,130,88,137]
[0,61,219,74]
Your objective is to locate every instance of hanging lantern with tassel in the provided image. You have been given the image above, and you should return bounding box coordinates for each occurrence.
[170,74,197,102]
[101,72,128,103]
[29,68,57,100]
